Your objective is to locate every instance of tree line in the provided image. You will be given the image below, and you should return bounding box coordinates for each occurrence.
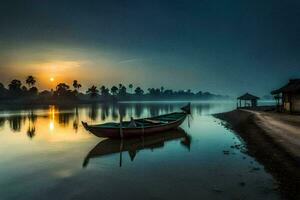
[0,76,229,104]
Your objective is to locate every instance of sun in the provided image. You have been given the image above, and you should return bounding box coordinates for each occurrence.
[50,77,54,82]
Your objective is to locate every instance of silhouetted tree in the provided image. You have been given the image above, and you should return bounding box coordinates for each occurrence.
[9,80,22,91]
[26,75,36,88]
[55,83,71,97]
[0,83,4,90]
[86,85,99,98]
[0,83,5,92]
[111,86,118,96]
[118,83,123,90]
[0,78,228,102]
[8,79,22,96]
[21,86,28,93]
[28,87,38,96]
[135,87,144,95]
[39,90,51,98]
[119,85,127,96]
[164,89,173,96]
[148,88,161,96]
[0,83,7,99]
[100,85,110,96]
[73,80,82,92]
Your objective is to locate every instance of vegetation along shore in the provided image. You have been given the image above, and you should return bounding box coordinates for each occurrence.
[0,76,230,106]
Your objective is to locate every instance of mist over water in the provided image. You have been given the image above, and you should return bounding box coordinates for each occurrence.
[0,101,279,199]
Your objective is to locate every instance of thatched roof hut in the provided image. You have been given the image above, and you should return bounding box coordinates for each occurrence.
[271,79,300,95]
[237,93,260,108]
[271,79,300,113]
[237,93,260,101]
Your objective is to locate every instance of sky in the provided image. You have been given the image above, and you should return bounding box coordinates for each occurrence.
[0,0,299,96]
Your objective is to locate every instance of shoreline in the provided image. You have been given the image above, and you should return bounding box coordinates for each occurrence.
[214,109,300,199]
[0,99,235,110]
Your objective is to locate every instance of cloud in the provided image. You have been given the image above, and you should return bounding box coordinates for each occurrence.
[117,58,143,64]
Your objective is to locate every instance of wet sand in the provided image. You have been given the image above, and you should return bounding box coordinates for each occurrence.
[214,109,300,200]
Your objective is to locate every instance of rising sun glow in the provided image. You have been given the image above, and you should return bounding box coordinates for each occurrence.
[50,77,54,82]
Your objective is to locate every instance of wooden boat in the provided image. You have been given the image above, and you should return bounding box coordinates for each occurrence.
[82,103,190,138]
[82,128,191,167]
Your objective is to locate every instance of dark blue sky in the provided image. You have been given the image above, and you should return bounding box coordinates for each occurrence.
[0,0,299,95]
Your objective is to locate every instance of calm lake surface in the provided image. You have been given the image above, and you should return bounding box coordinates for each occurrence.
[0,101,280,200]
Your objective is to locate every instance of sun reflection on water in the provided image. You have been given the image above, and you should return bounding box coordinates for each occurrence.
[49,105,55,131]
[49,121,54,131]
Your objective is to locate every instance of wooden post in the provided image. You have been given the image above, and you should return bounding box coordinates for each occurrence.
[141,118,145,147]
[119,115,123,167]
[119,139,123,167]
[289,93,293,113]
[119,116,123,138]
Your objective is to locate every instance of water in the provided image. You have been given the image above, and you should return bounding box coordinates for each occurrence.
[0,101,280,200]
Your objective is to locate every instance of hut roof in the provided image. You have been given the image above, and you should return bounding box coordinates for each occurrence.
[271,79,300,95]
[237,93,260,100]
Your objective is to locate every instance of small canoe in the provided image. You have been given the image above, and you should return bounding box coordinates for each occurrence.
[82,128,191,167]
[82,103,190,138]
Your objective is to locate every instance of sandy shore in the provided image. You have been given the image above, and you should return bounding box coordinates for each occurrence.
[214,109,300,199]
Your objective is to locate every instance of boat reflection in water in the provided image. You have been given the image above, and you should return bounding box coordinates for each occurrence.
[83,128,191,167]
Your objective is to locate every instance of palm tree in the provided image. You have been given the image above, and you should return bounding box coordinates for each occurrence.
[129,84,133,94]
[25,75,36,88]
[100,85,109,96]
[111,86,118,96]
[160,86,164,93]
[86,85,99,98]
[119,85,127,96]
[73,80,82,91]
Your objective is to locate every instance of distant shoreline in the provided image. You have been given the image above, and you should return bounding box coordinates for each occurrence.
[214,109,300,199]
[0,98,232,106]
[0,99,276,110]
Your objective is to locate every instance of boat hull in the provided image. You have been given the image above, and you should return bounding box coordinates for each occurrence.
[83,114,187,138]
